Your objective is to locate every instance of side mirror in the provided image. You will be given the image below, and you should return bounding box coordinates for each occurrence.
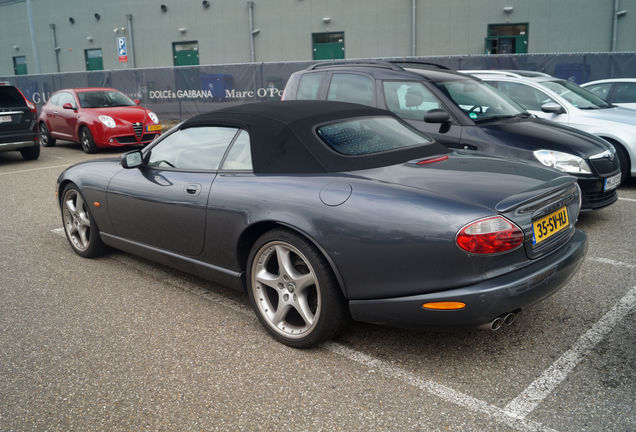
[423,109,451,124]
[62,102,75,110]
[541,102,565,114]
[122,150,143,169]
[134,99,141,105]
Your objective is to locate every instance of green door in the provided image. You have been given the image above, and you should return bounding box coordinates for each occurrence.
[13,56,27,75]
[173,42,199,66]
[312,32,344,60]
[85,49,104,71]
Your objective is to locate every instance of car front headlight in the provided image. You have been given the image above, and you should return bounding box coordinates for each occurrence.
[148,111,159,124]
[533,149,592,174]
[98,115,116,128]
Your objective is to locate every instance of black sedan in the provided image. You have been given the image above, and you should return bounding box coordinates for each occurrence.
[57,101,587,347]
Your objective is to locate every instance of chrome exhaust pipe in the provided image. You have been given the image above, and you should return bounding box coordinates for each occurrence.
[490,317,503,331]
[503,312,516,326]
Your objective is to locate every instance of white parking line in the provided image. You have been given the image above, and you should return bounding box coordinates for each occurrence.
[504,286,636,419]
[0,164,71,177]
[618,197,636,203]
[50,227,631,430]
[588,257,636,270]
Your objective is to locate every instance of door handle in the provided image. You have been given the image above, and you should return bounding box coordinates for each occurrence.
[185,183,202,196]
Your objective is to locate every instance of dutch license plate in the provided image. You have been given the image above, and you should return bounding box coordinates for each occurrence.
[0,115,11,123]
[146,124,162,132]
[532,206,569,245]
[603,173,621,192]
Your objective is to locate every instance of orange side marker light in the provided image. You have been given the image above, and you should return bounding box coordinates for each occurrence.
[422,301,466,310]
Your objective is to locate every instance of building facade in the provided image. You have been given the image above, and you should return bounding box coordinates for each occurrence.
[1,0,635,76]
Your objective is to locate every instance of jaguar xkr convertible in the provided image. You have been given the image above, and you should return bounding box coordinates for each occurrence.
[57,101,587,347]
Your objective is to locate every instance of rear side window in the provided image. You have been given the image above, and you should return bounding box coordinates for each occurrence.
[0,86,27,108]
[316,116,431,155]
[327,73,375,106]
[383,81,440,120]
[221,130,252,170]
[613,82,636,103]
[297,73,325,100]
[148,126,239,170]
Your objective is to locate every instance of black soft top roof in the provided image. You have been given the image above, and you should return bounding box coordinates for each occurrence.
[181,100,448,174]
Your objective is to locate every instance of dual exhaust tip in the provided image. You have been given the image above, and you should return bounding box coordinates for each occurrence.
[480,311,517,331]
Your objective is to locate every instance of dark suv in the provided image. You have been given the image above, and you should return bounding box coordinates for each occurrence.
[283,61,620,210]
[0,82,40,160]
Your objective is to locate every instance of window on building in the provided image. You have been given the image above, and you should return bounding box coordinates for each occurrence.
[485,24,528,54]
[13,56,27,75]
[84,49,104,71]
[312,32,344,60]
[173,41,200,66]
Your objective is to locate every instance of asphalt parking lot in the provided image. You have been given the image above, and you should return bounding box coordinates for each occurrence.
[1,143,634,432]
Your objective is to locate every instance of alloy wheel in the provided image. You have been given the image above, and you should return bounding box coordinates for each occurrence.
[251,241,321,339]
[62,189,92,252]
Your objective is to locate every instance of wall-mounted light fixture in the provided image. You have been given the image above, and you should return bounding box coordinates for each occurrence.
[13,45,20,51]
[616,9,627,17]
[202,0,210,8]
[251,28,260,36]
[86,36,94,42]
[160,4,168,13]
[94,13,101,20]
[322,17,331,24]
[178,27,187,34]
[503,6,514,13]
[69,17,75,24]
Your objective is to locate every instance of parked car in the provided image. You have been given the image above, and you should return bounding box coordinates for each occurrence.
[39,87,161,153]
[0,82,40,160]
[57,101,587,348]
[582,78,636,110]
[283,61,620,209]
[463,70,636,184]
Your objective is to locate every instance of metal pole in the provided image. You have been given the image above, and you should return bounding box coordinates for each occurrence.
[26,0,41,73]
[411,0,416,56]
[127,14,136,68]
[247,1,255,62]
[611,0,619,51]
[49,24,60,73]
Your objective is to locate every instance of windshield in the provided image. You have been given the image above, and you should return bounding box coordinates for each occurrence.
[78,90,136,108]
[316,116,432,156]
[432,78,526,122]
[541,80,612,109]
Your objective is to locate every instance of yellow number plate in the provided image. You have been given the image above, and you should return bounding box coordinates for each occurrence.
[532,207,569,245]
[146,124,162,132]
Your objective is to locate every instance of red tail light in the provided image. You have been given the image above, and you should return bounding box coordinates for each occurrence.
[26,100,36,113]
[456,216,524,254]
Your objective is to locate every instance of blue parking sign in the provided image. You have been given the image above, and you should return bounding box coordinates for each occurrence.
[117,37,128,62]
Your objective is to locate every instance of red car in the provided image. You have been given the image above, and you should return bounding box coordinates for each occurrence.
[38,87,161,153]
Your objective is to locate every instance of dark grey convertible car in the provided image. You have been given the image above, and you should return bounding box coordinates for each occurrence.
[57,101,587,347]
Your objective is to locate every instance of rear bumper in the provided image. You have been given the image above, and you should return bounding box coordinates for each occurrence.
[349,228,587,329]
[0,139,37,152]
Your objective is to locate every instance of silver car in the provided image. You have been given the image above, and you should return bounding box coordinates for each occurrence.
[462,70,636,183]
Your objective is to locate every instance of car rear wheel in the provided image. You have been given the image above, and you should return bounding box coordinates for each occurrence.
[61,184,105,258]
[39,122,56,147]
[79,126,97,154]
[247,229,347,348]
[20,144,40,160]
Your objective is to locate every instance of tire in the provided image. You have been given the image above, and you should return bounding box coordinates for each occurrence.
[247,228,347,348]
[79,126,98,154]
[20,143,40,160]
[60,184,105,258]
[39,122,56,147]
